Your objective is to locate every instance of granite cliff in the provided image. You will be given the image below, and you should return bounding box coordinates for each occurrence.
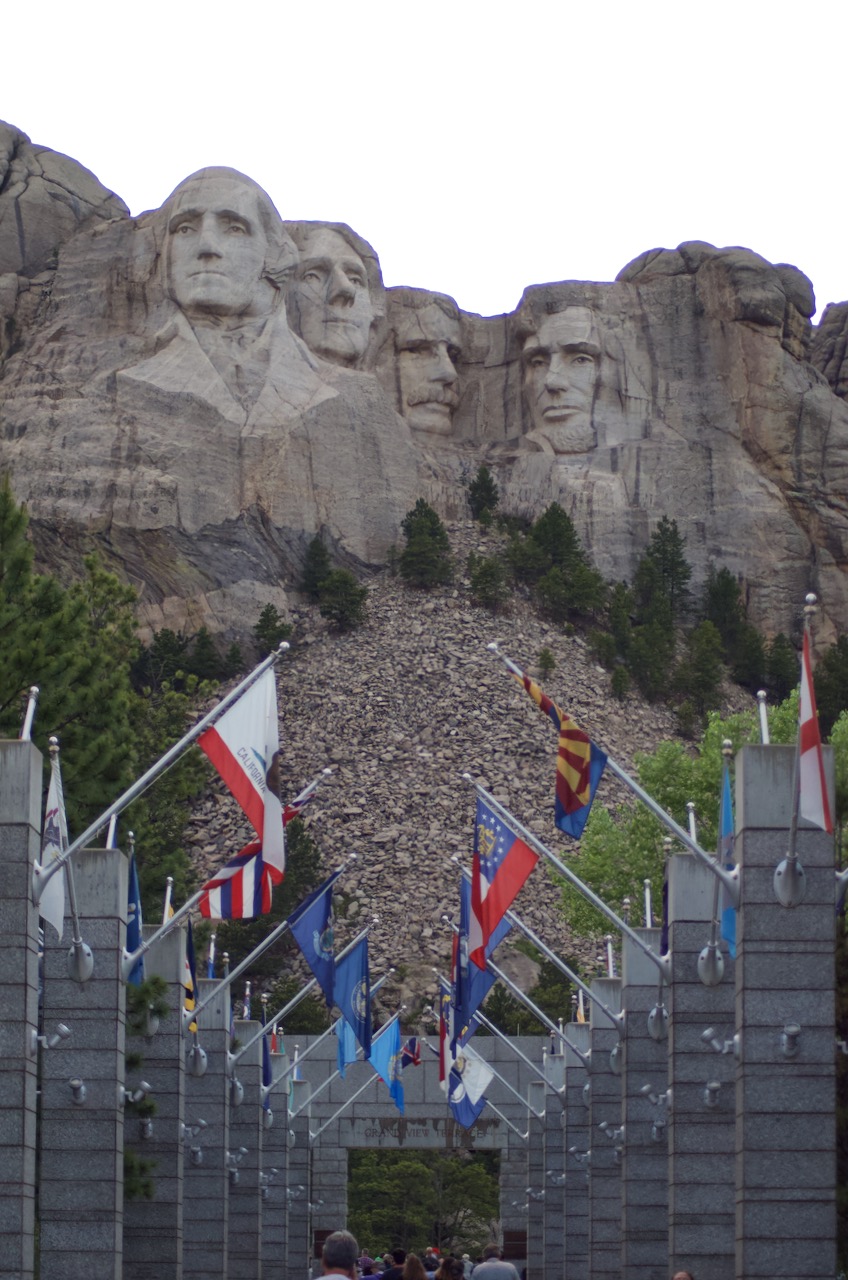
[2,120,848,644]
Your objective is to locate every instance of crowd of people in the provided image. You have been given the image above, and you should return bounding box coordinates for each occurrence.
[321,1234,523,1280]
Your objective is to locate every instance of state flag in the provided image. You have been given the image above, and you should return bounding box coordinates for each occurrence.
[468,798,538,970]
[518,672,606,838]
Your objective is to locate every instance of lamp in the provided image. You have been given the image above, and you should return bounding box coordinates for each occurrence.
[780,1023,801,1059]
[29,1022,71,1057]
[68,1077,86,1106]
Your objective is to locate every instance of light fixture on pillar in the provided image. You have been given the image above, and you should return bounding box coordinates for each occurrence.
[525,1188,545,1202]
[546,1169,566,1186]
[187,1042,208,1077]
[68,1077,86,1106]
[227,1147,248,1184]
[639,1083,670,1140]
[260,1168,279,1201]
[118,1081,152,1108]
[703,1081,721,1109]
[29,1022,71,1057]
[581,1079,591,1109]
[189,1145,203,1167]
[780,1023,801,1058]
[609,1041,623,1076]
[701,1026,741,1060]
[182,1119,207,1166]
[262,1106,274,1131]
[138,1116,154,1140]
[568,1147,591,1182]
[647,1001,669,1041]
[230,1076,244,1107]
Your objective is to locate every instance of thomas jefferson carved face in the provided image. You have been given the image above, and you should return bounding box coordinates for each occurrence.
[289,228,375,366]
[395,302,461,436]
[166,173,278,320]
[522,308,599,454]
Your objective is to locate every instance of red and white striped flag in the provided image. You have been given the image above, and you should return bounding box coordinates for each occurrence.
[799,630,833,834]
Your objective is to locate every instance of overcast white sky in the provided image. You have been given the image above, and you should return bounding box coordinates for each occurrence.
[5,1,845,319]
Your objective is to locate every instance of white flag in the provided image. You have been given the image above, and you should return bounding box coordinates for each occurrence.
[198,668,285,880]
[799,631,833,834]
[40,753,69,939]
[450,1045,494,1106]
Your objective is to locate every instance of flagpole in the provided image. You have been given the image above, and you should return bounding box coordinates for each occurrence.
[486,642,740,908]
[464,775,673,983]
[48,740,95,983]
[306,1010,404,1139]
[427,998,545,1118]
[452,858,623,1029]
[473,1009,558,1091]
[485,1098,529,1142]
[32,643,290,905]
[775,594,818,908]
[192,861,350,1017]
[262,970,394,1097]
[119,764,335,979]
[442,918,589,1066]
[20,686,39,741]
[236,921,374,1061]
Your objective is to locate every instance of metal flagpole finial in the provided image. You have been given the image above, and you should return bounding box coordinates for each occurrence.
[275,641,291,656]
[722,738,734,759]
[804,593,818,619]
[127,831,135,855]
[48,735,60,757]
[756,693,770,745]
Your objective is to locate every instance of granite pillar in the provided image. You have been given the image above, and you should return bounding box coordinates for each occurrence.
[542,1052,566,1280]
[563,1022,591,1280]
[587,977,622,1280]
[667,852,735,1280]
[183,975,231,1280]
[287,1077,312,1280]
[526,1079,546,1278]
[262,1048,291,1280]
[734,745,836,1280]
[620,927,668,1280]
[228,1019,265,1279]
[39,845,128,1280]
[0,740,41,1280]
[123,924,187,1280]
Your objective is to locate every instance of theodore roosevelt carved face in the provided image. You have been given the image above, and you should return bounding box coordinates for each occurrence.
[392,296,461,436]
[521,307,600,455]
[287,227,375,367]
[164,169,295,322]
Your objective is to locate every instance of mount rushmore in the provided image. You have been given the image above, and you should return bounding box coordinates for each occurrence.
[2,119,848,642]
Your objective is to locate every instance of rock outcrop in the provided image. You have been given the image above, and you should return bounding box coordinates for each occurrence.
[2,121,848,643]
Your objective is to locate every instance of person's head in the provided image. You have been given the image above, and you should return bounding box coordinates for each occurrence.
[392,1250,407,1266]
[323,1230,360,1277]
[387,290,462,436]
[671,1272,694,1280]
[520,306,600,450]
[286,224,376,367]
[436,1260,464,1280]
[161,167,296,322]
[402,1254,427,1280]
[481,1246,502,1261]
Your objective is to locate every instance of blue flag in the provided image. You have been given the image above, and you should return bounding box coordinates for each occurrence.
[333,936,371,1056]
[368,1018,404,1115]
[719,762,736,959]
[448,1060,487,1129]
[336,1016,359,1078]
[126,852,144,986]
[455,877,510,1050]
[289,878,336,1006]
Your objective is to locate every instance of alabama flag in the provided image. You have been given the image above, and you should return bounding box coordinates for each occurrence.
[799,630,833,834]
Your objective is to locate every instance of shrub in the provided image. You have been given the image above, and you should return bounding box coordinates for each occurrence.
[467,465,500,521]
[467,553,509,612]
[301,536,332,600]
[253,603,292,656]
[318,570,368,631]
[399,500,452,588]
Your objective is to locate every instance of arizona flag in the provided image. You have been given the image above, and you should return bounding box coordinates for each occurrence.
[799,630,833,834]
[468,798,538,970]
[518,672,606,838]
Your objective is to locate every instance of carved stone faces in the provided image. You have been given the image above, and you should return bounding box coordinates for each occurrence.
[288,227,375,367]
[394,300,461,436]
[521,307,599,454]
[165,171,283,321]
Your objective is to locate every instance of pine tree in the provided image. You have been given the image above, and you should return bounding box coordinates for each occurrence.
[467,465,499,521]
[640,515,692,620]
[318,570,368,630]
[528,502,583,569]
[253,604,292,657]
[301,535,332,600]
[467,553,509,612]
[399,500,453,588]
[766,633,798,703]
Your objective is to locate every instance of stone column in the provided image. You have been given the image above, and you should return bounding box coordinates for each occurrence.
[0,739,41,1280]
[123,924,187,1280]
[542,1053,566,1280]
[620,927,668,1280]
[39,845,128,1280]
[286,1077,312,1280]
[734,744,836,1280]
[526,1079,546,1280]
[228,1019,265,1279]
[667,852,735,1280]
[587,977,622,1280]
[563,1022,591,1280]
[183,975,231,1280]
[261,1049,291,1280]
